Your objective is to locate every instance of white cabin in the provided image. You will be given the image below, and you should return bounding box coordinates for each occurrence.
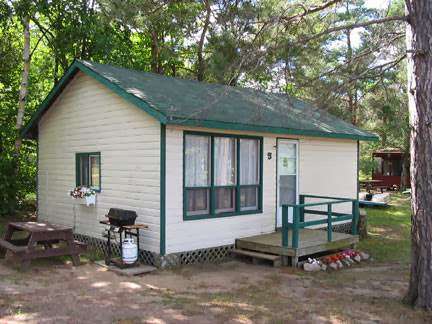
[23,60,377,266]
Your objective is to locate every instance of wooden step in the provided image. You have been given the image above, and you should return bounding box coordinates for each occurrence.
[231,248,281,267]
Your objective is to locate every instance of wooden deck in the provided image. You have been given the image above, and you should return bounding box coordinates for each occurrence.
[236,229,358,266]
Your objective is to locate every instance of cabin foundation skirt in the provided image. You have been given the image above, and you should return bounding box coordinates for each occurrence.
[73,233,234,268]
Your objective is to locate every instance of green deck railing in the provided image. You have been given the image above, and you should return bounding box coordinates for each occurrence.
[281,194,360,249]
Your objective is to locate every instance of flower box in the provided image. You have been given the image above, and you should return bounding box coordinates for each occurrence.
[73,195,96,206]
[70,186,97,207]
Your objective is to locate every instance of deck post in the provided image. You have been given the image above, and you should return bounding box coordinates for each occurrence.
[292,206,299,249]
[351,200,359,235]
[299,195,305,222]
[282,206,289,247]
[327,203,332,242]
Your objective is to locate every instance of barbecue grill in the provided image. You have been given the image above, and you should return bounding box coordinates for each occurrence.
[100,208,148,268]
[106,208,137,227]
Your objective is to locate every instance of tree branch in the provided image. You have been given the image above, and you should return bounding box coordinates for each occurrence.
[282,0,342,23]
[300,15,408,44]
[29,27,48,59]
[197,0,211,81]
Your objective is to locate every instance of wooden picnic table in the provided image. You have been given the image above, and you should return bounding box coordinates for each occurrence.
[0,222,86,269]
[359,179,384,193]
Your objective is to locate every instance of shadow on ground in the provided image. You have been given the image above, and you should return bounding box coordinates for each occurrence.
[0,258,431,324]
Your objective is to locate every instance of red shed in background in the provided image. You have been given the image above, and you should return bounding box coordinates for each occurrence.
[372,149,410,189]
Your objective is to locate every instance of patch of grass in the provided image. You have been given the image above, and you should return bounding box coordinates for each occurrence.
[81,248,105,263]
[160,291,196,309]
[158,291,207,316]
[358,193,411,263]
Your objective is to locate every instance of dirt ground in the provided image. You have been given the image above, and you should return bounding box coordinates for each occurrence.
[0,258,431,324]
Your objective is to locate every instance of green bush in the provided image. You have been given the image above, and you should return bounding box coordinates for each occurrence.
[0,141,36,216]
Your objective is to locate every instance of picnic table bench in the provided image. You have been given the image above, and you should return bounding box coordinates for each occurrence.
[0,222,86,269]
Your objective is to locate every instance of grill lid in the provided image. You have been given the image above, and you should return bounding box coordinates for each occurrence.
[106,208,137,226]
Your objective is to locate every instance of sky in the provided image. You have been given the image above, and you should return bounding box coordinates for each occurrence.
[364,0,391,10]
[350,0,392,48]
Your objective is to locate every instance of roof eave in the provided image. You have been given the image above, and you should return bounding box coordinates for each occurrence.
[167,117,379,141]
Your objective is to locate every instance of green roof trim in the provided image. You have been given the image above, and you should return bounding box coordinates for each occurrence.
[169,117,378,141]
[22,59,378,141]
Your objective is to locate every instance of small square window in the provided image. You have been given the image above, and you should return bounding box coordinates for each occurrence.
[76,152,101,191]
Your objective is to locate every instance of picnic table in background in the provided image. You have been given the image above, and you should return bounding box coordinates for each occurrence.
[359,179,384,193]
[0,222,86,269]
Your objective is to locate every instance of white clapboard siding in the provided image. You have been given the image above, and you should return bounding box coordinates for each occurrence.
[38,72,161,253]
[165,126,276,254]
[299,138,357,224]
[165,126,357,253]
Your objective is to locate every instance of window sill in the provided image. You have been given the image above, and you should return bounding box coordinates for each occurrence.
[183,209,263,221]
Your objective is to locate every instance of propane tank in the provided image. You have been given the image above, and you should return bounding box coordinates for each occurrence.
[122,238,138,264]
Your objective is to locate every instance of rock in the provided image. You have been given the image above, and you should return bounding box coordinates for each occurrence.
[320,264,327,271]
[360,252,370,260]
[336,260,343,269]
[304,262,321,272]
[342,259,351,267]
[354,255,361,262]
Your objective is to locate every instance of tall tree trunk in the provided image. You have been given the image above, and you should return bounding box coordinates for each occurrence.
[197,0,211,81]
[15,15,31,155]
[150,30,159,73]
[150,30,163,74]
[404,0,432,310]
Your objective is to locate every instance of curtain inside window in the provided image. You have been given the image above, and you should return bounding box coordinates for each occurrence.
[214,137,236,186]
[215,188,235,212]
[185,135,210,187]
[90,155,100,189]
[240,139,259,185]
[187,188,209,214]
[240,187,258,210]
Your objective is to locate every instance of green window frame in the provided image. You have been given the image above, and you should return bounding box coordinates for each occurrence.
[75,152,101,192]
[183,131,263,221]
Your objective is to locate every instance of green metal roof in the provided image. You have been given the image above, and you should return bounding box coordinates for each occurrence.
[23,59,378,141]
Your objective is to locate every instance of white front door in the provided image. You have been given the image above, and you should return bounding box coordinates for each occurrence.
[276,139,299,228]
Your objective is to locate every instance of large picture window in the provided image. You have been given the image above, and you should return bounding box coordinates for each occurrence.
[76,152,101,191]
[184,132,262,220]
